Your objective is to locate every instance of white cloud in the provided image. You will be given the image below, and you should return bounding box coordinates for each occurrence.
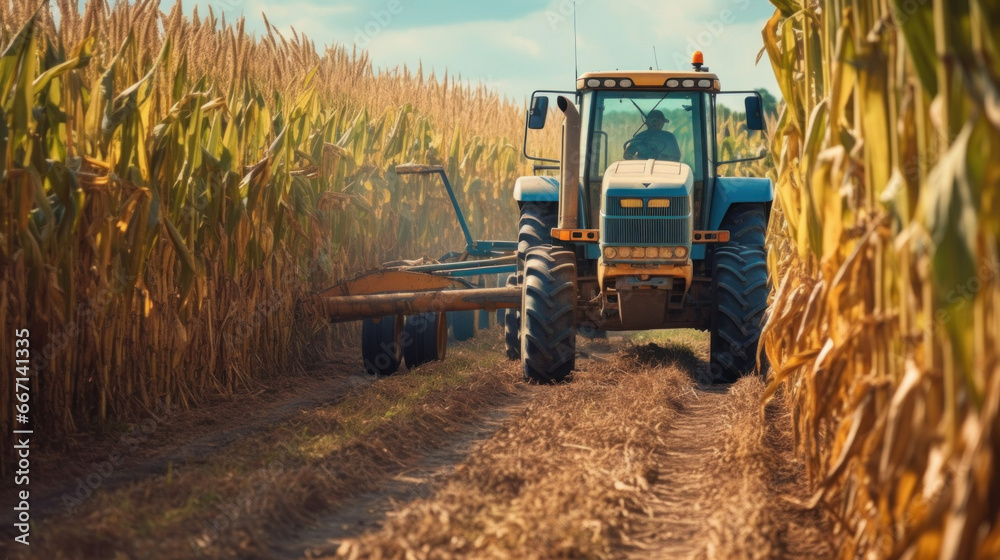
[200,0,780,100]
[503,35,543,58]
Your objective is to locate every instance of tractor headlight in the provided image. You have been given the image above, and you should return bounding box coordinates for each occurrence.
[619,246,632,258]
[633,247,645,258]
[603,246,617,259]
[659,247,674,258]
[674,246,688,259]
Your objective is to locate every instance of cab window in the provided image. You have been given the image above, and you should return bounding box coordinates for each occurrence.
[585,90,704,182]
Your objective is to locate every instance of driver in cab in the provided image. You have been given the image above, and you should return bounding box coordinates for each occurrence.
[624,109,681,162]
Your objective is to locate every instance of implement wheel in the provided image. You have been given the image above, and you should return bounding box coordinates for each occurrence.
[362,315,403,376]
[521,248,577,383]
[710,204,768,383]
[504,273,520,360]
[449,310,476,341]
[404,312,448,369]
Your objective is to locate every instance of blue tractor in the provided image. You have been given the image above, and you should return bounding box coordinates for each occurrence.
[507,53,772,384]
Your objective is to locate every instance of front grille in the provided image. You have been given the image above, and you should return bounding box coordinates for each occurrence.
[603,216,692,245]
[602,195,692,245]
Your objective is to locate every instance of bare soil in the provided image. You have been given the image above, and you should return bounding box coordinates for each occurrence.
[1,329,833,559]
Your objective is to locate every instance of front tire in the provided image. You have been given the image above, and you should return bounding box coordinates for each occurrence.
[521,248,577,383]
[517,201,560,271]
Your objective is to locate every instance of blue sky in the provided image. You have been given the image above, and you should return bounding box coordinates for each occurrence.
[194,0,780,102]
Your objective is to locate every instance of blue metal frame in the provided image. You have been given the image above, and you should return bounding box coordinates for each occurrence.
[707,177,773,231]
[434,169,477,251]
[442,264,517,277]
[398,166,518,258]
[435,169,520,257]
[400,255,517,278]
[513,175,560,202]
[690,176,773,260]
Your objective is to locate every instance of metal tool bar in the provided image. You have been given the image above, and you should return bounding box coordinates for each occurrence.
[318,286,521,323]
[440,264,516,278]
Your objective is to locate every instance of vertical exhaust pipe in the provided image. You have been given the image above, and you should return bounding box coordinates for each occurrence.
[557,95,580,230]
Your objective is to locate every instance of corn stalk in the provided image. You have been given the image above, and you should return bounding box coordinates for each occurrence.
[761,1,999,558]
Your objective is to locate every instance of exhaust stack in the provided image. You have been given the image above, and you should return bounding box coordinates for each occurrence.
[557,95,580,230]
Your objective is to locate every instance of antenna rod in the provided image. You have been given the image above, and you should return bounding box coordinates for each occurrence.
[573,2,579,81]
[653,46,660,70]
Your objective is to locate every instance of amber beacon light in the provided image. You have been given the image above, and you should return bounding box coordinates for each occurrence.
[691,50,704,70]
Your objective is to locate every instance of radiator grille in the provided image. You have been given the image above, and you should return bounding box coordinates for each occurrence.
[602,196,692,245]
[604,216,691,245]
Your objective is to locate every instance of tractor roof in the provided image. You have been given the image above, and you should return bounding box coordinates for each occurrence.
[576,71,721,93]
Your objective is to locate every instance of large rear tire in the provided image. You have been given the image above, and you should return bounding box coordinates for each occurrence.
[521,248,577,383]
[710,204,768,383]
[362,315,403,376]
[403,312,448,369]
[503,273,520,360]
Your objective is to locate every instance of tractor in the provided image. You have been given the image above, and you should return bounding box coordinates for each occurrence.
[507,52,772,384]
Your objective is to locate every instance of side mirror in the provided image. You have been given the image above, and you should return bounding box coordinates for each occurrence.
[745,95,764,131]
[528,95,549,130]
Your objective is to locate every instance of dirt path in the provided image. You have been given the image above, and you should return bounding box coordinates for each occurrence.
[3,330,833,559]
[320,335,833,559]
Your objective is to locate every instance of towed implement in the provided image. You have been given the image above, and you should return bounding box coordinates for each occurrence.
[314,164,520,375]
[317,52,772,384]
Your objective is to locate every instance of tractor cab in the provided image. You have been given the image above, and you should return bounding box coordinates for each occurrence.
[577,75,716,233]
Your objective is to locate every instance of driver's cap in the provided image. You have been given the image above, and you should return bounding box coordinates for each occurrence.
[648,109,668,123]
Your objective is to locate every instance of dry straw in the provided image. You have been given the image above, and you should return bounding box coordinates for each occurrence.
[760,1,999,558]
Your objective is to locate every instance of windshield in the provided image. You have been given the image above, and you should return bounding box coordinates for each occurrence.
[585,90,706,181]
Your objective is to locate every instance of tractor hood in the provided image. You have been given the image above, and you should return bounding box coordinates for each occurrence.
[602,159,693,198]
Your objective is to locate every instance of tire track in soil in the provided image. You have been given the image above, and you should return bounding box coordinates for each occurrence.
[268,336,629,559]
[272,396,536,559]
[627,373,833,559]
[626,387,731,559]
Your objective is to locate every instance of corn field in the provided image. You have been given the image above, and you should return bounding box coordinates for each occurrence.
[0,0,533,460]
[716,110,776,179]
[761,1,999,558]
